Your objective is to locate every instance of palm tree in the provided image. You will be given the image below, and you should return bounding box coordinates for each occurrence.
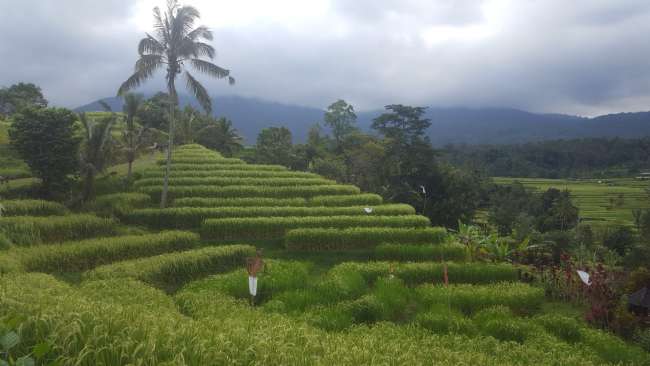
[196,117,243,156]
[120,93,149,181]
[118,0,234,208]
[79,110,116,202]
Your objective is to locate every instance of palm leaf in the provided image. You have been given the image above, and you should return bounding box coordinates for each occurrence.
[190,59,230,79]
[184,71,211,114]
[187,25,213,41]
[138,34,165,55]
[117,57,162,95]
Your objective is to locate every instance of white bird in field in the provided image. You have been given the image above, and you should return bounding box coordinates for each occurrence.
[364,207,373,214]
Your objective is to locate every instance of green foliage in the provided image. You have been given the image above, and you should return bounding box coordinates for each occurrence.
[16,231,198,272]
[173,197,307,207]
[308,193,383,206]
[324,99,357,149]
[139,184,361,201]
[285,227,447,250]
[255,127,295,167]
[534,314,584,343]
[0,82,47,117]
[0,214,116,244]
[92,192,151,217]
[201,215,430,240]
[0,200,67,216]
[79,111,117,201]
[84,245,254,290]
[374,243,468,262]
[156,157,244,165]
[141,168,315,178]
[194,117,243,156]
[9,107,80,197]
[473,306,535,343]
[415,308,477,336]
[330,262,519,286]
[126,204,414,229]
[134,176,335,188]
[159,163,288,171]
[417,283,544,316]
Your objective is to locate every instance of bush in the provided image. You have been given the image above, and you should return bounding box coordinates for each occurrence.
[125,204,414,229]
[140,184,361,200]
[134,177,336,188]
[0,215,117,244]
[17,231,199,272]
[308,194,383,207]
[285,227,447,251]
[173,197,307,207]
[374,243,467,262]
[92,192,151,216]
[201,215,430,240]
[416,283,544,315]
[0,199,67,216]
[329,262,519,286]
[84,244,255,290]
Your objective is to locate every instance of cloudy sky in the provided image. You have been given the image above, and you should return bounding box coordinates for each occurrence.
[1,0,649,116]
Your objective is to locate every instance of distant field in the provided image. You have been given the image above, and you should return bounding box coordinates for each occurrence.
[493,177,650,227]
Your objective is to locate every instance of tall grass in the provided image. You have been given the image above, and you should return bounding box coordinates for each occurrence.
[124,204,413,229]
[140,184,361,200]
[92,192,152,216]
[285,227,447,250]
[133,177,336,188]
[84,244,254,290]
[0,199,68,216]
[308,194,383,206]
[374,243,468,262]
[157,158,245,165]
[173,197,307,207]
[163,163,288,171]
[201,215,431,240]
[140,169,319,179]
[17,231,199,272]
[0,215,117,245]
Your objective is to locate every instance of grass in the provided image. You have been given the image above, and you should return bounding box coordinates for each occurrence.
[494,177,650,227]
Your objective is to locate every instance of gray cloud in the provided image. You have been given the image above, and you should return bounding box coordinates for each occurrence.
[1,0,650,116]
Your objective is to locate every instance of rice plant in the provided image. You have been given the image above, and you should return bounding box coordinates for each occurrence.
[173,197,307,207]
[308,194,383,206]
[285,227,447,250]
[374,243,468,262]
[0,215,117,245]
[0,199,68,216]
[139,184,361,200]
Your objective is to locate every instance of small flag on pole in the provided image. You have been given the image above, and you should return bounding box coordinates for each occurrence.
[577,270,591,286]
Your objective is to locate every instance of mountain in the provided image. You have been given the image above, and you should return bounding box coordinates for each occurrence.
[76,95,650,146]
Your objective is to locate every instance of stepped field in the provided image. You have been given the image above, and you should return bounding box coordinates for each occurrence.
[1,144,648,365]
[494,177,650,227]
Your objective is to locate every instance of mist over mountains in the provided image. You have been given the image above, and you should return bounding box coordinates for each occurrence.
[76,95,650,146]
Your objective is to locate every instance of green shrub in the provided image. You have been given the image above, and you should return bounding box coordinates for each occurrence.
[202,215,430,240]
[416,283,544,315]
[140,169,318,179]
[140,184,361,201]
[374,243,467,262]
[134,176,336,188]
[0,215,116,244]
[125,204,412,229]
[329,262,519,286]
[308,194,383,206]
[285,227,446,251]
[17,231,199,272]
[93,192,151,216]
[173,197,307,207]
[0,199,67,216]
[84,244,255,290]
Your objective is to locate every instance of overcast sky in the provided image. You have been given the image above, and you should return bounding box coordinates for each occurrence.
[1,0,649,116]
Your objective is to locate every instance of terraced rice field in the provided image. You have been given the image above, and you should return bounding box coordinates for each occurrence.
[1,144,647,365]
[494,177,650,227]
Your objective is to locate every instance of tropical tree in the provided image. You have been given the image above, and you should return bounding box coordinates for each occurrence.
[196,117,243,156]
[79,109,116,202]
[120,93,149,181]
[118,0,235,208]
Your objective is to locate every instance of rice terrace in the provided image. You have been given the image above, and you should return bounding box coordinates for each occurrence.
[2,0,650,365]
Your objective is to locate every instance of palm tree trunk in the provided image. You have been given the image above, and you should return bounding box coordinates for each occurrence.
[160,78,177,209]
[127,159,133,181]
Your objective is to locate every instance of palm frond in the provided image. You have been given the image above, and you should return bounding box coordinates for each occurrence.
[190,59,230,79]
[98,100,112,112]
[193,42,215,58]
[117,59,161,95]
[175,6,201,37]
[187,25,213,41]
[184,71,211,114]
[152,7,170,45]
[138,34,165,55]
